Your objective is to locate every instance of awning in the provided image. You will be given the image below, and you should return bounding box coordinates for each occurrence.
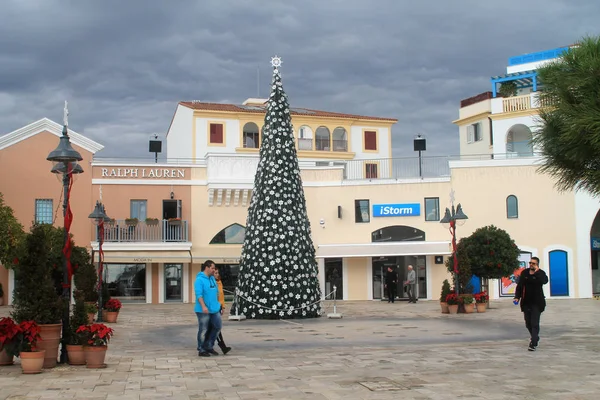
[316,241,451,258]
[93,250,192,264]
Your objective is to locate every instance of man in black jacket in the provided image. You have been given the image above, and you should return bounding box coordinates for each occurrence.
[384,266,398,303]
[514,257,549,351]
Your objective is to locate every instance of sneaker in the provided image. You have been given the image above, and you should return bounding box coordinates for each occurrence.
[198,351,210,357]
[220,346,232,355]
[528,343,536,351]
[208,349,219,356]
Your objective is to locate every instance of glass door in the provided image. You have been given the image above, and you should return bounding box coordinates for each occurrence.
[164,264,182,302]
[325,258,343,300]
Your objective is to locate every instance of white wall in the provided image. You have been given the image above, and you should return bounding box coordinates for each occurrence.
[350,126,390,160]
[166,105,194,160]
[492,114,539,155]
[194,117,240,158]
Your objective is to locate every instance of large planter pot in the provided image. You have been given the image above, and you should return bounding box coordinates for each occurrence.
[464,303,475,314]
[0,348,14,365]
[20,350,45,374]
[448,305,459,314]
[440,302,449,314]
[37,323,62,369]
[104,311,119,323]
[476,303,487,313]
[66,345,86,366]
[84,345,107,368]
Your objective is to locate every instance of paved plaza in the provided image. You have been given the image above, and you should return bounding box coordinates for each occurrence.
[1,298,599,399]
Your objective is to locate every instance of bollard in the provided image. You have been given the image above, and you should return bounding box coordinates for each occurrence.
[327,285,343,319]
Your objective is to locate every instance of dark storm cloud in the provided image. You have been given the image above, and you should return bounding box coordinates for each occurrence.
[1,0,599,159]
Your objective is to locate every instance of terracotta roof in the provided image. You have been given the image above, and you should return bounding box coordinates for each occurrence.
[460,91,493,108]
[179,101,397,122]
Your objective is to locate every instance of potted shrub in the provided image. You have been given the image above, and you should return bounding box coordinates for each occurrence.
[5,320,45,374]
[461,294,475,313]
[74,260,99,304]
[67,294,89,365]
[445,293,459,314]
[474,292,488,313]
[168,217,182,226]
[84,303,98,324]
[103,299,122,323]
[145,217,159,226]
[0,282,4,306]
[439,279,451,314]
[77,323,114,368]
[10,224,64,369]
[0,317,19,365]
[125,218,138,226]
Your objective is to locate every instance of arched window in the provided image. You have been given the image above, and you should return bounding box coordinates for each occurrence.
[506,124,533,156]
[506,195,518,219]
[242,122,259,149]
[371,226,426,242]
[209,223,246,244]
[315,126,331,151]
[332,127,348,152]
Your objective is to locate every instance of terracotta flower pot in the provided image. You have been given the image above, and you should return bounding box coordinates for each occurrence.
[0,348,14,365]
[66,345,86,365]
[464,303,475,314]
[37,324,62,369]
[84,345,107,368]
[440,302,449,314]
[104,311,119,323]
[20,350,45,374]
[476,303,487,313]
[448,304,459,314]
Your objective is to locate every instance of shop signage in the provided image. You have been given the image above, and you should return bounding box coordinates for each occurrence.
[101,168,185,179]
[591,237,600,250]
[372,203,420,217]
[133,257,152,262]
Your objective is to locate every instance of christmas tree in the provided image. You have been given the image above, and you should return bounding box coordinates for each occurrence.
[234,57,321,319]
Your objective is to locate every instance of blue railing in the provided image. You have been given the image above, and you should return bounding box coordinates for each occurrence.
[508,46,570,66]
[98,219,189,242]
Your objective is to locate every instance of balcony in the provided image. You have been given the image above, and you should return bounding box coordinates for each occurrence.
[97,219,189,243]
[299,138,349,152]
[492,92,554,114]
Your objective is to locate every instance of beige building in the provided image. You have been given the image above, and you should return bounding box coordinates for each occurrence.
[2,47,599,306]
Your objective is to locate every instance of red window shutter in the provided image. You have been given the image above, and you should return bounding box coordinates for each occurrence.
[366,163,378,179]
[364,131,377,150]
[210,124,223,144]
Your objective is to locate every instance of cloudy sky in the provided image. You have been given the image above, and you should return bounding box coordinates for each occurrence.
[1,0,598,159]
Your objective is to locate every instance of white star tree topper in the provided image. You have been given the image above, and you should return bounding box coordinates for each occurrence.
[270,56,282,68]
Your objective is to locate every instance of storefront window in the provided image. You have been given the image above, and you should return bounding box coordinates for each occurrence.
[325,258,343,300]
[104,263,146,303]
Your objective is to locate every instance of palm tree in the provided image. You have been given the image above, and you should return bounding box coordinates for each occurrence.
[533,36,600,197]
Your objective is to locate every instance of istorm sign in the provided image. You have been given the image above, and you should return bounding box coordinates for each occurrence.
[372,203,420,217]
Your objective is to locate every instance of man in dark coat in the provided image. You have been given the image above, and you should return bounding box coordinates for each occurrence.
[514,256,548,351]
[384,266,398,303]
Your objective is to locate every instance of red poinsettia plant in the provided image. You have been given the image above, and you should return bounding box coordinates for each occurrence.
[445,293,460,305]
[474,291,489,304]
[104,298,122,312]
[0,317,20,351]
[76,323,114,347]
[1,319,42,357]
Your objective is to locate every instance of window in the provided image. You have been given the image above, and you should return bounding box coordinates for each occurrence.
[210,223,246,244]
[364,130,377,151]
[365,163,378,179]
[35,199,53,224]
[506,195,518,218]
[355,200,370,223]
[209,123,224,144]
[424,197,440,221]
[467,123,482,143]
[242,122,259,148]
[130,200,147,220]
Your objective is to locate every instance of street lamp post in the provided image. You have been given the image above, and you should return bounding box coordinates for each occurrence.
[440,191,468,297]
[46,102,83,364]
[88,201,110,322]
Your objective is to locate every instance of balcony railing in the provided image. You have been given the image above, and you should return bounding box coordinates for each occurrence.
[97,219,189,243]
[344,157,451,180]
[314,138,348,152]
[298,138,313,150]
[496,92,555,114]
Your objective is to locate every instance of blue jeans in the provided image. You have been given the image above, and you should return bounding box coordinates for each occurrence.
[196,312,222,352]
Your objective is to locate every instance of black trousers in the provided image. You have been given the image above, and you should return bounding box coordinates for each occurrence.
[387,284,396,302]
[523,305,542,346]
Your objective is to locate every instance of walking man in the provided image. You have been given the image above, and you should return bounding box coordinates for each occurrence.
[404,265,417,303]
[514,256,548,351]
[384,266,398,303]
[194,260,222,357]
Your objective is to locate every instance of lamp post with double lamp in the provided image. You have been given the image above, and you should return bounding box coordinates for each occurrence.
[88,201,111,323]
[46,102,83,364]
[440,190,468,297]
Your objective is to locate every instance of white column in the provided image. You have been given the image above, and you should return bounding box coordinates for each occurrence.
[342,259,349,300]
[317,258,325,299]
[425,256,432,301]
[183,263,190,303]
[158,264,165,304]
[8,268,15,306]
[145,264,152,304]
[366,257,373,300]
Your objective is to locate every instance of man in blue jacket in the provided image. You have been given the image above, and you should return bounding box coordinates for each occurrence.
[194,260,222,357]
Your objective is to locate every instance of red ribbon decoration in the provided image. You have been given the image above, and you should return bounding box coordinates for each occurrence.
[62,165,74,286]
[97,221,104,291]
